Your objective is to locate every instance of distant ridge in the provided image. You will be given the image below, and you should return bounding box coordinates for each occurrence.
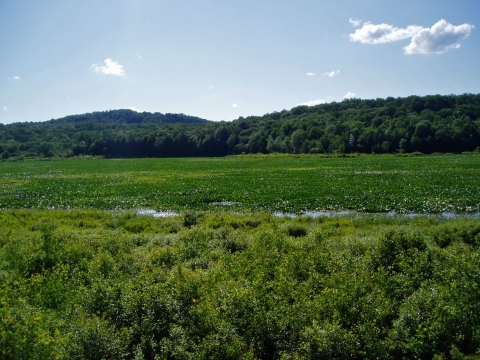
[0,94,479,159]
[47,109,211,125]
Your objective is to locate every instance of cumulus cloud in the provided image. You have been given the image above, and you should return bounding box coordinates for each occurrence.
[2,106,8,112]
[300,99,325,106]
[350,22,423,44]
[350,19,474,54]
[231,103,238,108]
[129,107,141,112]
[324,70,340,77]
[404,19,474,54]
[344,92,356,99]
[9,76,20,80]
[91,58,125,76]
[306,72,316,76]
[349,18,362,27]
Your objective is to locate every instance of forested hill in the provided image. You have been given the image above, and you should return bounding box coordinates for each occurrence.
[47,109,210,125]
[1,93,480,159]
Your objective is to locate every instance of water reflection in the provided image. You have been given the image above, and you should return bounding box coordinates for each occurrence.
[135,208,480,220]
[280,210,480,219]
[136,209,178,218]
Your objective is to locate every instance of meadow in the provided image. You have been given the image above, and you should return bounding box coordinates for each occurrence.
[1,154,480,359]
[1,153,479,214]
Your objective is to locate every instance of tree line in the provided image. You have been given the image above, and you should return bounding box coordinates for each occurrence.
[1,93,480,159]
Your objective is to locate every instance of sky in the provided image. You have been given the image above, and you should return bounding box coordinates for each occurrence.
[0,0,479,124]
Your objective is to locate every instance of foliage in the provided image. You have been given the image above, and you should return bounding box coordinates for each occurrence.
[1,210,480,358]
[1,94,480,159]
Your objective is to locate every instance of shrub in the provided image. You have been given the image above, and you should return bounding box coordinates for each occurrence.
[430,221,480,248]
[60,315,129,360]
[245,219,261,228]
[222,234,249,253]
[40,222,61,271]
[287,225,308,237]
[184,212,198,227]
[375,228,427,269]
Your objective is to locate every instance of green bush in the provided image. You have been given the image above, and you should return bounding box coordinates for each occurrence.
[245,219,261,228]
[431,221,480,248]
[375,228,427,269]
[287,225,308,237]
[184,212,198,227]
[1,210,480,358]
[60,315,129,360]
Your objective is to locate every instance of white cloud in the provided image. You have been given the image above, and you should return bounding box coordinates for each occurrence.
[324,70,340,77]
[9,76,20,80]
[129,107,141,112]
[91,58,125,76]
[231,103,238,108]
[300,99,325,106]
[344,92,356,99]
[404,19,474,54]
[350,22,423,44]
[349,19,474,54]
[136,54,142,59]
[349,18,362,27]
[306,72,316,76]
[2,106,8,112]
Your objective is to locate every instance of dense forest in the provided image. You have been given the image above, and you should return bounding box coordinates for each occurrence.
[1,93,480,159]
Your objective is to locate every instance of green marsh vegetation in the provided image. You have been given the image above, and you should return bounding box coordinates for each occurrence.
[0,154,480,358]
[1,153,479,214]
[1,210,480,359]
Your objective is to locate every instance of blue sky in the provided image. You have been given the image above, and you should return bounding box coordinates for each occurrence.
[0,0,478,124]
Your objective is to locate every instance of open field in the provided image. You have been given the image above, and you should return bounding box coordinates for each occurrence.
[1,153,480,214]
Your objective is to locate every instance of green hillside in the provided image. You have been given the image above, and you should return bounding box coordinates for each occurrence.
[1,93,480,159]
